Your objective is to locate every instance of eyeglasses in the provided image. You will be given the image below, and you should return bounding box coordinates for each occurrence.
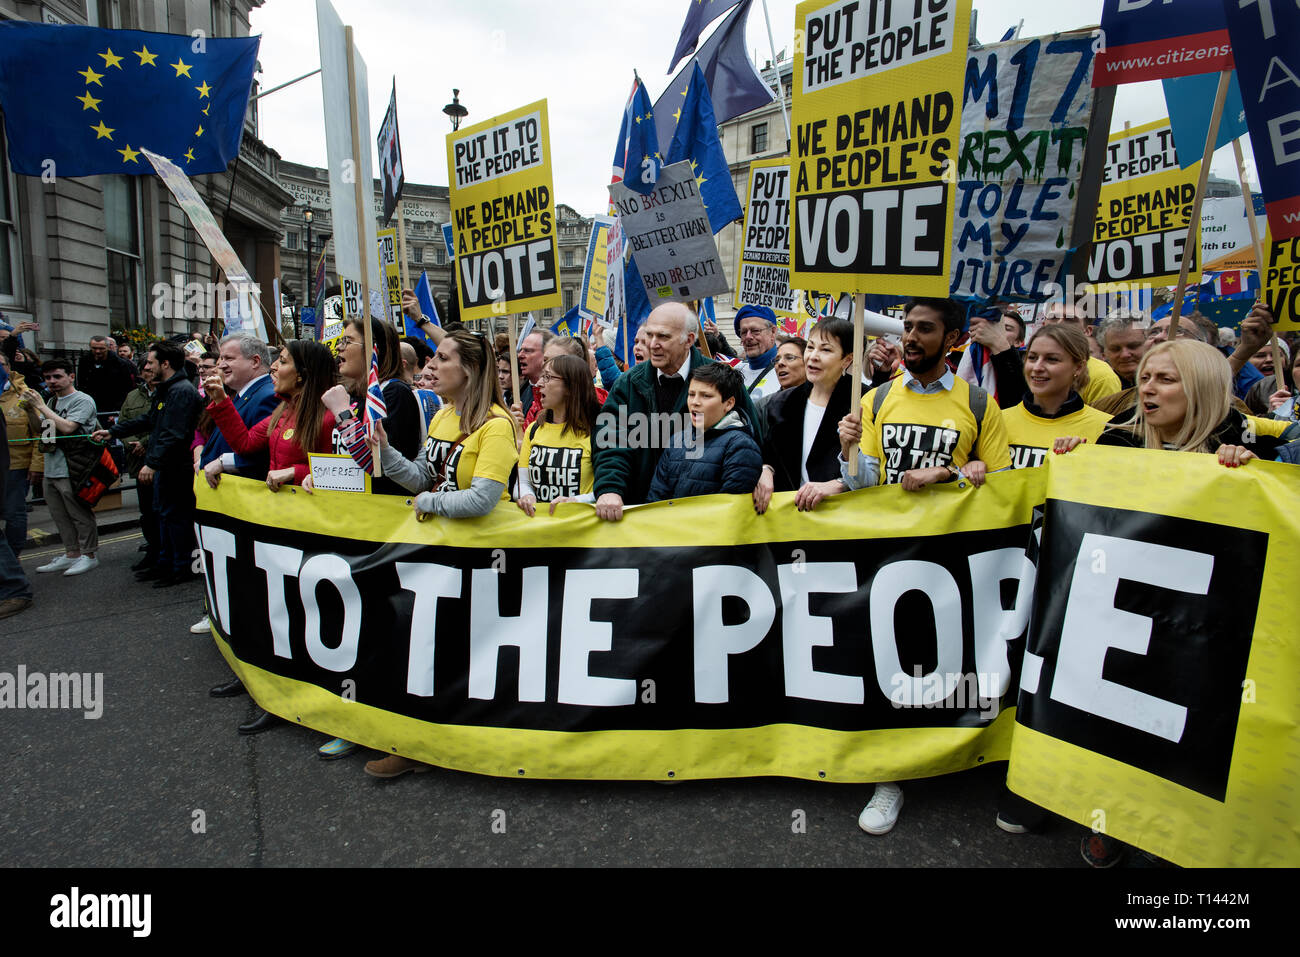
[335,335,357,349]
[538,373,558,384]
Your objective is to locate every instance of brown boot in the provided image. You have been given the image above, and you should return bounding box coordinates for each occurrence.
[364,754,431,779]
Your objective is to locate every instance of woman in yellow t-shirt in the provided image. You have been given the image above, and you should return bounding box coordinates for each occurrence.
[372,329,519,519]
[516,355,602,517]
[1003,324,1112,468]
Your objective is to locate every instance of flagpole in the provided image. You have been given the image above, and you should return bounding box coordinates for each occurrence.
[395,199,411,294]
[760,0,792,150]
[1231,137,1284,384]
[345,25,381,478]
[1169,70,1231,341]
[848,293,865,478]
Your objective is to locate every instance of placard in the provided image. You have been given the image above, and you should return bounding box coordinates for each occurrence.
[446,99,561,320]
[790,0,971,296]
[377,228,402,324]
[738,158,797,317]
[580,216,614,321]
[308,453,370,493]
[609,160,728,303]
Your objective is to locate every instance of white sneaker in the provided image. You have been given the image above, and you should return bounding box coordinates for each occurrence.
[36,556,75,573]
[858,782,904,835]
[63,556,99,576]
[190,617,211,634]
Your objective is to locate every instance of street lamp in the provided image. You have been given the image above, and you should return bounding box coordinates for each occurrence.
[443,88,468,132]
[301,207,314,339]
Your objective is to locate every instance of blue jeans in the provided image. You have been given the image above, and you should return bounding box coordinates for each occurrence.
[4,469,28,555]
[0,534,31,601]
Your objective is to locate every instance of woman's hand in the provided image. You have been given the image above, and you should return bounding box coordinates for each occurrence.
[266,467,295,492]
[517,494,537,517]
[548,497,577,515]
[301,473,315,495]
[901,466,949,492]
[204,374,227,404]
[192,446,203,473]
[322,384,352,415]
[752,467,775,514]
[204,459,223,490]
[838,411,863,462]
[510,401,526,430]
[1268,388,1291,412]
[1053,436,1087,455]
[1217,445,1256,468]
[794,479,845,512]
[589,325,605,350]
[371,418,389,450]
[963,460,987,487]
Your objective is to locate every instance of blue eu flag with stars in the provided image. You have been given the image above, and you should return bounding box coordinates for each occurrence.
[0,22,259,177]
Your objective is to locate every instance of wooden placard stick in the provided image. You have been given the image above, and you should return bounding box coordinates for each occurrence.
[1231,138,1284,382]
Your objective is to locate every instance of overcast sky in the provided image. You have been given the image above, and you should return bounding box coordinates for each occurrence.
[248,0,1259,217]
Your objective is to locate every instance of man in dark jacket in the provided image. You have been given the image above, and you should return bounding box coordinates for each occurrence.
[96,340,201,587]
[0,415,33,619]
[594,302,764,520]
[78,336,137,422]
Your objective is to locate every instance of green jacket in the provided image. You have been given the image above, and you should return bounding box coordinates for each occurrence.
[117,383,154,478]
[593,349,765,505]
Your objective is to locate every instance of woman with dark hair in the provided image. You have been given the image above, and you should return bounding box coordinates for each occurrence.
[515,354,603,516]
[203,340,339,490]
[752,318,856,514]
[320,315,423,496]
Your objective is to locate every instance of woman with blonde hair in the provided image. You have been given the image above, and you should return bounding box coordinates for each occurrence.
[1003,323,1112,469]
[1090,339,1283,464]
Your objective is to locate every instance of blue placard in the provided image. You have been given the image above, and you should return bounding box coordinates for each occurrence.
[441,222,455,261]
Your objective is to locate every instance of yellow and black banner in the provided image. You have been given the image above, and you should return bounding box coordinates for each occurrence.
[195,446,1299,866]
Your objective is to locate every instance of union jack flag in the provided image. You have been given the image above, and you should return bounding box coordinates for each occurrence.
[364,345,387,430]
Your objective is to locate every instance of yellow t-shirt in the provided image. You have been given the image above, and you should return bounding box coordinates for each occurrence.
[860,376,1012,484]
[1003,401,1113,469]
[423,404,517,497]
[1080,357,1123,408]
[518,420,594,502]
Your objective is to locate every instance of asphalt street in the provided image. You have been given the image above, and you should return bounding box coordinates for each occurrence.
[2,532,1091,868]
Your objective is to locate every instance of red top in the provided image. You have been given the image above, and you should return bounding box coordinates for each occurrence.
[209,395,336,486]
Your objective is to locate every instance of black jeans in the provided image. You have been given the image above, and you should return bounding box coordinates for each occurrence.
[153,464,196,575]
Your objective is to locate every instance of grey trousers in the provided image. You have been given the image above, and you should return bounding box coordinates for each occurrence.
[44,476,98,555]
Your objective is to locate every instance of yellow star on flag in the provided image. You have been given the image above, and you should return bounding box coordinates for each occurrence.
[118,144,141,164]
[202,105,210,116]
[171,58,192,78]
[77,92,102,112]
[90,120,114,140]
[643,112,653,122]
[634,114,641,124]
[134,45,158,67]
[673,108,683,123]
[195,125,205,138]
[79,66,104,86]
[195,81,212,98]
[99,48,124,70]
[184,148,196,163]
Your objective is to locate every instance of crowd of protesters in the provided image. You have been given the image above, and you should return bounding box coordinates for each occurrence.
[4,288,1297,867]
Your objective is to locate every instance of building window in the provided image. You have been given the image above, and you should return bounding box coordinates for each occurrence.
[0,120,23,305]
[286,232,299,251]
[563,250,575,268]
[93,0,123,28]
[413,246,423,263]
[564,287,575,312]
[103,176,143,329]
[751,123,768,155]
[543,309,553,320]
[435,245,445,266]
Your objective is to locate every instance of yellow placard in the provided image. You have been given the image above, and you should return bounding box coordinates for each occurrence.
[1088,118,1201,290]
[376,228,401,324]
[790,0,970,296]
[446,99,562,321]
[1262,226,1300,332]
[738,158,799,319]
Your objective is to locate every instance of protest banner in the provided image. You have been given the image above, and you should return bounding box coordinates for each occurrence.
[1092,0,1233,87]
[609,160,728,304]
[579,216,614,322]
[738,159,798,318]
[1087,119,1200,287]
[1262,227,1300,333]
[446,99,561,321]
[1201,194,1263,270]
[951,30,1099,302]
[1223,0,1300,242]
[377,227,402,324]
[1008,446,1298,868]
[790,0,970,297]
[195,445,1300,866]
[377,80,404,227]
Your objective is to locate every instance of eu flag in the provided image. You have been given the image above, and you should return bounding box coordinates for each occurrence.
[610,80,661,197]
[666,63,743,233]
[0,22,258,177]
[666,0,744,74]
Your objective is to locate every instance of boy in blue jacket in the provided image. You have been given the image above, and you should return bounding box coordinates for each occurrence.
[648,361,762,501]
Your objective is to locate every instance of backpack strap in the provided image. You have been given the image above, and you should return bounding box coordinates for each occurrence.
[966,382,988,447]
[870,378,894,422]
